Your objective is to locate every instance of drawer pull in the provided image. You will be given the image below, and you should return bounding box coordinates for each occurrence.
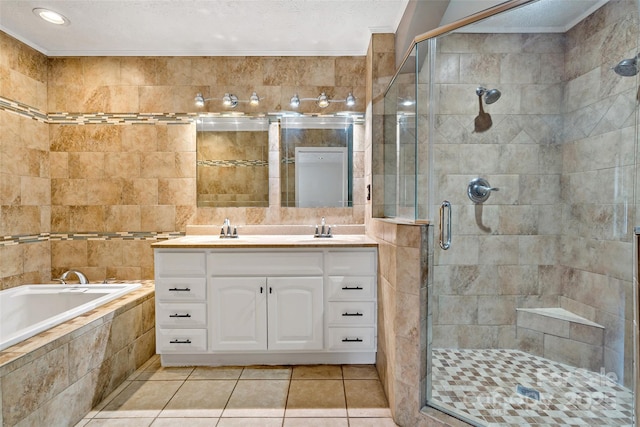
[342,312,363,317]
[169,313,192,318]
[169,287,191,292]
[341,286,363,290]
[169,339,192,344]
[342,337,363,342]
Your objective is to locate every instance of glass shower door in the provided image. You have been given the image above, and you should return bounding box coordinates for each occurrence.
[424,1,638,425]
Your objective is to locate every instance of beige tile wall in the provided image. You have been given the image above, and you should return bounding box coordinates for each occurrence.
[0,32,51,289]
[0,33,369,285]
[197,130,269,207]
[46,55,367,281]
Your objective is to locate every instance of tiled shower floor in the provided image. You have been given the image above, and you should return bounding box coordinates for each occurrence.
[430,348,634,427]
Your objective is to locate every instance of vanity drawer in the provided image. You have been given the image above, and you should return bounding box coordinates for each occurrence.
[327,276,375,301]
[156,278,206,301]
[209,251,323,276]
[157,328,207,353]
[327,302,375,326]
[155,250,206,277]
[326,251,376,276]
[157,303,207,328]
[327,327,376,351]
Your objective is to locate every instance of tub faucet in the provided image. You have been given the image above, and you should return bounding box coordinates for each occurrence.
[59,270,89,285]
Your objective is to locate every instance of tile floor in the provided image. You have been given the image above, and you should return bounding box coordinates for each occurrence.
[76,355,398,426]
[430,348,634,427]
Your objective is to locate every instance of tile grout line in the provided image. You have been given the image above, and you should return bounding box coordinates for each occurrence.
[150,366,194,423]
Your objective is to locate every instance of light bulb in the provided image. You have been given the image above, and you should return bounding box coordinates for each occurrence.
[290,94,300,108]
[222,93,238,108]
[249,92,260,106]
[345,93,356,107]
[33,8,69,25]
[194,93,205,107]
[317,92,329,108]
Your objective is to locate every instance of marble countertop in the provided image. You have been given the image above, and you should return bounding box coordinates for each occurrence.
[151,234,378,248]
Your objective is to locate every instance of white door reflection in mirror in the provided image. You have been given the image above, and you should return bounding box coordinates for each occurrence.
[295,147,348,208]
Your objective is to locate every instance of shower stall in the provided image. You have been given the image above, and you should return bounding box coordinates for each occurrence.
[381,0,639,425]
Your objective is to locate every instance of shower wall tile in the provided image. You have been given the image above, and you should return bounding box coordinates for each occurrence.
[501,53,542,84]
[544,334,603,372]
[478,235,519,265]
[478,296,516,325]
[437,295,478,325]
[428,4,635,388]
[433,53,460,84]
[459,53,501,84]
[434,235,479,266]
[520,83,563,114]
[518,235,559,265]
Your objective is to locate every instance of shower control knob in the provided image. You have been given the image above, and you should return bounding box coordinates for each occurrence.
[467,177,499,204]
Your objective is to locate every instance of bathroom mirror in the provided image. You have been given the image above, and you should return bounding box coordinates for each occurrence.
[280,116,355,208]
[196,116,269,207]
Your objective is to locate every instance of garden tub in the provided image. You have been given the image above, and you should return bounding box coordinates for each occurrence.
[0,283,141,351]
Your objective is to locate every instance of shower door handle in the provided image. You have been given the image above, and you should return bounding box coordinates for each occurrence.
[439,200,451,250]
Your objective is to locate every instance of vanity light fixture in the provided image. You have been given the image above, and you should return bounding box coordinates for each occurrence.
[194,92,261,108]
[33,8,70,25]
[289,92,357,109]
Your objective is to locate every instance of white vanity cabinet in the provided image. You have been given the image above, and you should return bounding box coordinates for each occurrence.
[210,276,323,351]
[153,242,377,366]
[326,250,377,351]
[209,251,324,352]
[154,250,208,353]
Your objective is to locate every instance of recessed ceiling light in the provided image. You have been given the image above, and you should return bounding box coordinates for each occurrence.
[33,8,70,26]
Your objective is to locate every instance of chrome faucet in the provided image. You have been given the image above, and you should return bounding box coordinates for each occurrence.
[220,218,238,238]
[314,217,333,238]
[58,270,89,285]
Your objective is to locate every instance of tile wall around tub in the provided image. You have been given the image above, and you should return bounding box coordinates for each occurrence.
[0,282,155,426]
[0,32,51,289]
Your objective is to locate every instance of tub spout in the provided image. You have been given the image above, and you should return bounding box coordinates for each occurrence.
[59,270,89,285]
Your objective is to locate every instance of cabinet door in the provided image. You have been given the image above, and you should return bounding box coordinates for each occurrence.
[210,277,267,351]
[267,277,323,351]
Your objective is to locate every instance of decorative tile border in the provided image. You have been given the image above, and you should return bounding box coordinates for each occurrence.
[197,159,268,167]
[0,95,365,126]
[0,231,185,247]
[0,98,48,123]
[0,95,195,125]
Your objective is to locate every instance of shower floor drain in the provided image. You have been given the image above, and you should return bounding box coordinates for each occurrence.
[516,384,540,401]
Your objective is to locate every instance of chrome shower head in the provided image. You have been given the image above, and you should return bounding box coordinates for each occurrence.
[476,86,501,104]
[614,55,639,77]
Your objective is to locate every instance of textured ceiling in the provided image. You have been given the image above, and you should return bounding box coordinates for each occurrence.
[0,0,409,56]
[0,0,613,57]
